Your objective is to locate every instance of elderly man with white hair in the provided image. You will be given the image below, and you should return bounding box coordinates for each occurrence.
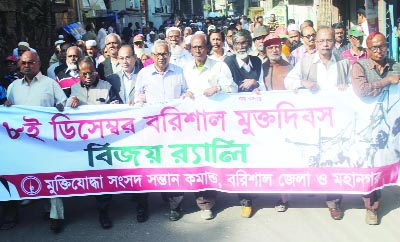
[85,39,101,68]
[165,27,193,68]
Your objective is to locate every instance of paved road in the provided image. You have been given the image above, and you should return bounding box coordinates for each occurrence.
[2,186,400,242]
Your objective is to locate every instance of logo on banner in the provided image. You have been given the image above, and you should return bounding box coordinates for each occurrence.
[21,176,42,195]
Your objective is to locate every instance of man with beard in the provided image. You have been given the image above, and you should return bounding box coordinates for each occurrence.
[4,51,66,232]
[85,40,101,68]
[250,26,269,63]
[224,29,266,94]
[341,26,368,66]
[166,27,193,68]
[134,40,187,221]
[223,30,266,218]
[208,29,233,61]
[98,33,122,80]
[54,45,82,97]
[262,33,293,90]
[350,32,400,225]
[289,26,317,66]
[331,23,350,56]
[285,26,351,221]
[287,24,302,52]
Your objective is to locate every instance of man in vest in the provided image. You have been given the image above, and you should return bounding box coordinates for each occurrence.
[350,32,399,225]
[284,26,351,221]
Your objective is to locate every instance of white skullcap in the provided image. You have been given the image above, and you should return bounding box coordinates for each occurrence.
[287,24,299,32]
[149,31,155,35]
[86,40,97,47]
[54,40,65,46]
[194,31,205,35]
[18,41,30,48]
[166,27,181,37]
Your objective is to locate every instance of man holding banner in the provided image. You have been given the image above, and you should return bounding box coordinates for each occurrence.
[284,26,351,221]
[351,32,400,225]
[4,51,66,232]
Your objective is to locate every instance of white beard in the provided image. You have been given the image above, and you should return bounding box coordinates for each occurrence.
[236,50,249,60]
[68,63,78,71]
[170,45,183,57]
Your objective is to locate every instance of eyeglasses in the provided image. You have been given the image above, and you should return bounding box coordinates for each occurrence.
[316,39,334,44]
[152,52,170,58]
[20,61,37,66]
[253,35,266,41]
[368,44,388,52]
[302,33,316,39]
[81,71,97,77]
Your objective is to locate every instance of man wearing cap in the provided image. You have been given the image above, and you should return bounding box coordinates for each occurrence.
[250,26,269,63]
[332,23,350,56]
[289,26,317,66]
[288,24,302,52]
[133,35,150,60]
[85,40,101,68]
[98,33,122,80]
[350,32,400,225]
[166,27,193,68]
[146,31,157,50]
[341,26,367,66]
[1,56,21,90]
[262,33,293,90]
[12,41,36,59]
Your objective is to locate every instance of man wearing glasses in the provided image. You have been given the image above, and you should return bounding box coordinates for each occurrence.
[350,32,400,225]
[133,40,187,222]
[4,51,66,232]
[250,26,269,63]
[165,27,193,68]
[289,26,317,66]
[341,26,368,66]
[55,45,82,97]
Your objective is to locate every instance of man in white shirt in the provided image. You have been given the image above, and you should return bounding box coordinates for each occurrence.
[284,26,351,221]
[284,26,350,92]
[165,27,193,68]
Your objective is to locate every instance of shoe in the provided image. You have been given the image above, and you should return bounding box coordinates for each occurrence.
[169,209,182,221]
[99,211,113,229]
[136,208,149,223]
[20,199,35,206]
[365,209,378,225]
[241,206,252,218]
[200,210,214,220]
[274,199,289,212]
[328,207,343,220]
[49,219,62,233]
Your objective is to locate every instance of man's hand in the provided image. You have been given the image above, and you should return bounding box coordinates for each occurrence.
[301,80,320,92]
[109,100,119,104]
[239,79,258,90]
[56,103,64,112]
[70,96,79,108]
[203,86,218,97]
[183,91,194,100]
[3,100,12,107]
[387,74,400,85]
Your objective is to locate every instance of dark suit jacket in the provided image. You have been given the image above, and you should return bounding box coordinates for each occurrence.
[97,57,113,80]
[106,66,141,103]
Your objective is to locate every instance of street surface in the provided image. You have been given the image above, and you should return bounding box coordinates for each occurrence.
[2,186,400,242]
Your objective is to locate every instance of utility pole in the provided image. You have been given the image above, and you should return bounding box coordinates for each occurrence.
[243,0,248,16]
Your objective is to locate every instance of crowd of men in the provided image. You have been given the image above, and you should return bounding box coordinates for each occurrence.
[1,13,400,233]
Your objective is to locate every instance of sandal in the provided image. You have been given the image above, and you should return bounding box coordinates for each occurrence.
[274,199,289,212]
